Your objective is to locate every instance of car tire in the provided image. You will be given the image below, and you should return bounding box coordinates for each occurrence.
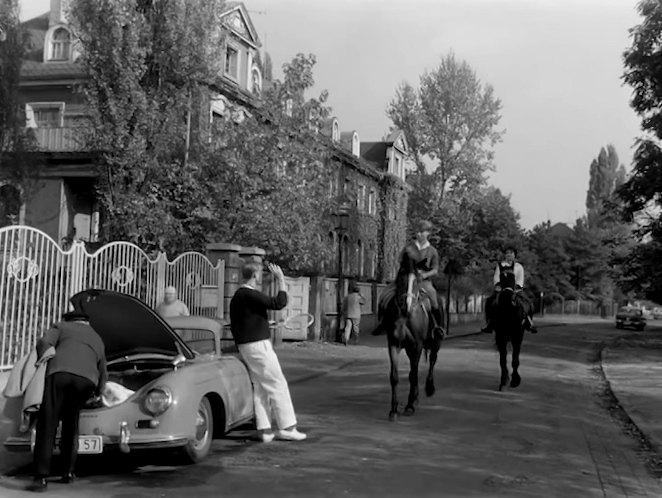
[615,323,622,329]
[182,397,214,464]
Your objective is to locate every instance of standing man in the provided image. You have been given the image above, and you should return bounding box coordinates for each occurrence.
[26,311,107,492]
[156,286,190,318]
[230,262,306,443]
[341,282,366,345]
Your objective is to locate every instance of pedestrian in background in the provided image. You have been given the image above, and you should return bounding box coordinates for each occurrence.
[156,286,190,318]
[26,311,107,492]
[341,282,365,345]
[230,261,306,443]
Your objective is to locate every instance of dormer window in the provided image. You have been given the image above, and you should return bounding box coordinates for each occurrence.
[224,44,239,80]
[50,27,71,61]
[352,132,360,157]
[250,66,262,96]
[332,121,339,142]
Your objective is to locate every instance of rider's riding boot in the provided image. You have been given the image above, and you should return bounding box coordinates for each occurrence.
[526,315,538,334]
[431,308,446,339]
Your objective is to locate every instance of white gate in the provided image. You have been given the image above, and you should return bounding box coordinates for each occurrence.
[0,225,224,370]
[281,276,310,340]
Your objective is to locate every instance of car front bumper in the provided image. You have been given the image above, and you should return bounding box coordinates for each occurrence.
[4,427,191,453]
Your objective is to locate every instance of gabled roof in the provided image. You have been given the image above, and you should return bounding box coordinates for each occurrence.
[360,142,388,170]
[384,129,408,153]
[219,2,261,49]
[21,13,49,62]
[549,222,573,239]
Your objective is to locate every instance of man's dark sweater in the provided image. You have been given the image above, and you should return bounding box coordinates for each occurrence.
[230,286,288,345]
[36,321,107,393]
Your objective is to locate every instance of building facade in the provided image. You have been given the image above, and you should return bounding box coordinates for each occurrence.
[5,0,409,283]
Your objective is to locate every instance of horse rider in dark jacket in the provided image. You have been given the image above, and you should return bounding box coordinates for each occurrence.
[482,246,537,334]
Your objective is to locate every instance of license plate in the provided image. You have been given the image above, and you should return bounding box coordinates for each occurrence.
[77,435,103,454]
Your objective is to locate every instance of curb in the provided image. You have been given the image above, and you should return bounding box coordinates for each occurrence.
[596,339,662,478]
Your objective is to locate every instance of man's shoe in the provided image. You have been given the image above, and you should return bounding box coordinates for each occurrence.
[26,477,48,492]
[276,428,307,441]
[58,473,76,484]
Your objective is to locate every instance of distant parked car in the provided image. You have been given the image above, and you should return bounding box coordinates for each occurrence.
[653,307,662,320]
[615,306,646,331]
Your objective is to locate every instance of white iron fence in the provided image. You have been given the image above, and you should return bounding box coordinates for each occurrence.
[0,225,224,370]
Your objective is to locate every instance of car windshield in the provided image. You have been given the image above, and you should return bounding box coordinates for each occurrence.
[174,328,217,355]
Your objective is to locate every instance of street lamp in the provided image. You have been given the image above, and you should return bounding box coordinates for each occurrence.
[333,199,351,342]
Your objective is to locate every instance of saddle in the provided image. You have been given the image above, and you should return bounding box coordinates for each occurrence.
[378,278,432,320]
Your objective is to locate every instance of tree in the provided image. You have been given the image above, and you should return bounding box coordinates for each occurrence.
[388,52,504,205]
[387,52,505,280]
[202,54,335,273]
[586,144,626,228]
[524,221,574,300]
[69,0,227,254]
[71,1,335,271]
[0,0,41,224]
[434,187,523,293]
[618,0,662,301]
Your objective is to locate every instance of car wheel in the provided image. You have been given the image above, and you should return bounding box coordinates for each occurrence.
[183,397,214,464]
[615,323,622,329]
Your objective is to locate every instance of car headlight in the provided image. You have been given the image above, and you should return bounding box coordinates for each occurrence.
[142,387,172,416]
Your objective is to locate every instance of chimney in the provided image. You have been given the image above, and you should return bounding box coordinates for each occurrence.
[49,0,70,26]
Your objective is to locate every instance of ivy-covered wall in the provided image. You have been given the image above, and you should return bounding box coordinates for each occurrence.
[378,175,409,282]
[318,148,409,284]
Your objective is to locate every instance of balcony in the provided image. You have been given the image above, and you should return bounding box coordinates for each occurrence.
[32,127,87,152]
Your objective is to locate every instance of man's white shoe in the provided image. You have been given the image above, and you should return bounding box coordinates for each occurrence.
[276,428,307,441]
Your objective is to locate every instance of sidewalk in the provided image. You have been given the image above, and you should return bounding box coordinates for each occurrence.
[600,330,662,458]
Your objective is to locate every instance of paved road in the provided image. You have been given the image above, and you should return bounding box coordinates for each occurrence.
[1,320,661,497]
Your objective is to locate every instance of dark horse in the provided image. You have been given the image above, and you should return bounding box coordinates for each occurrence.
[378,276,444,421]
[493,287,527,391]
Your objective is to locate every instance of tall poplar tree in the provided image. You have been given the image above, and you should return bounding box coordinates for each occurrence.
[586,144,626,229]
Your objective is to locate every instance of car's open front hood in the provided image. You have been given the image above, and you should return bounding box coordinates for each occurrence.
[70,289,195,362]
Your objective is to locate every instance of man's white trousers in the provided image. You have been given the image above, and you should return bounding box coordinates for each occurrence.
[238,339,297,431]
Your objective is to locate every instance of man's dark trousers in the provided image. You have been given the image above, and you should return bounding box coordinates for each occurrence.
[34,372,95,477]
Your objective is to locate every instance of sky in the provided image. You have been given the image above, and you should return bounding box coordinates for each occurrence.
[20,0,643,229]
